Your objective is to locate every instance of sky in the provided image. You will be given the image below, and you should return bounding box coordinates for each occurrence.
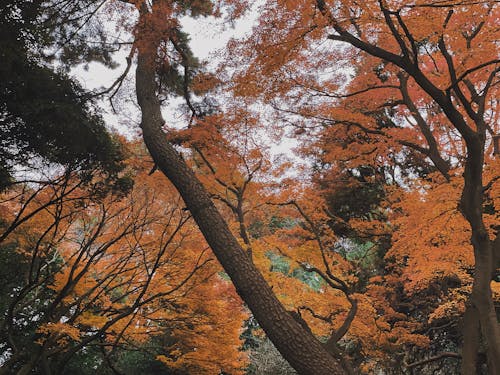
[75,6,257,134]
[73,3,298,160]
[76,7,257,92]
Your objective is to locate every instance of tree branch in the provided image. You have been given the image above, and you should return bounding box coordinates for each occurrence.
[405,352,461,369]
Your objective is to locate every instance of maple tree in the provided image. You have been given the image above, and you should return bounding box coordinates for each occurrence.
[225,0,499,373]
[0,150,247,374]
[2,0,499,374]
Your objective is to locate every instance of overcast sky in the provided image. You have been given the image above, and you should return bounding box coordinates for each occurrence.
[76,7,257,90]
[73,7,257,133]
[73,4,299,160]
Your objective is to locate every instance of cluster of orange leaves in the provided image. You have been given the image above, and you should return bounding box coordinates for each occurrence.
[1,145,248,374]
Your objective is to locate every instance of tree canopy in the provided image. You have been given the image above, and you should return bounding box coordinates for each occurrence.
[0,1,125,189]
[0,1,498,374]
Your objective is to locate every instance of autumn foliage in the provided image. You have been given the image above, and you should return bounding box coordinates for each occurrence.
[0,148,248,374]
[1,0,499,374]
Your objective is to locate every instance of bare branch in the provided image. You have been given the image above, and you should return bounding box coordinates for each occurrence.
[405,352,461,369]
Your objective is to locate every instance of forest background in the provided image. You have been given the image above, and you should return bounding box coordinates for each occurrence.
[0,1,499,374]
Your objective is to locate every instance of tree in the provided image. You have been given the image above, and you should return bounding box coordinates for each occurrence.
[226,0,499,372]
[0,150,247,374]
[127,0,346,373]
[0,0,125,189]
[4,0,498,374]
[317,3,500,372]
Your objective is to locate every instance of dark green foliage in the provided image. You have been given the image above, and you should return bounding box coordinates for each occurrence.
[240,316,261,351]
[265,251,323,291]
[157,29,200,98]
[249,216,297,239]
[316,165,392,287]
[0,0,125,188]
[266,250,291,275]
[61,343,179,375]
[268,216,297,232]
[0,242,62,373]
[113,349,180,375]
[290,267,323,291]
[322,167,386,238]
[0,242,27,318]
[175,0,214,18]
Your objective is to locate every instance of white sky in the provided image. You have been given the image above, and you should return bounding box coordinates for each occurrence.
[74,4,298,160]
[75,8,256,131]
[76,8,257,90]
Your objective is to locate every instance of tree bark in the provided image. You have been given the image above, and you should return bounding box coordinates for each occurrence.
[133,8,346,375]
[459,136,500,375]
[461,303,480,374]
[316,2,499,371]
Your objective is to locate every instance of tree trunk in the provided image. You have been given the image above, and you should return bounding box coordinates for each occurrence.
[459,138,500,375]
[464,237,500,375]
[133,12,346,375]
[461,303,480,374]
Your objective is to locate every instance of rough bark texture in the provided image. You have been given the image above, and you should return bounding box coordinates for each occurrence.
[461,303,480,374]
[459,138,500,375]
[315,3,499,371]
[133,12,345,375]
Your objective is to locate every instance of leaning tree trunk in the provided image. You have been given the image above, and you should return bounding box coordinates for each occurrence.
[459,136,500,375]
[133,10,346,375]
